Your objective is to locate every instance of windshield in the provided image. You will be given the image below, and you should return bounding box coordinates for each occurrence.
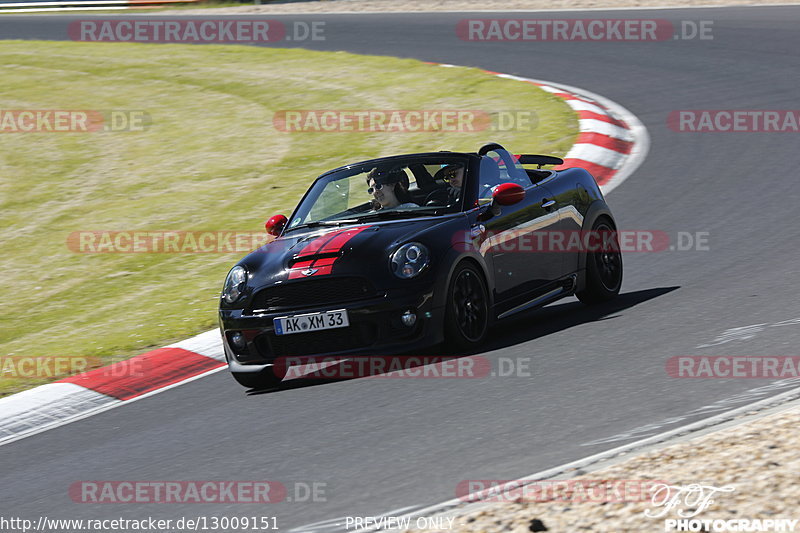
[286,155,471,231]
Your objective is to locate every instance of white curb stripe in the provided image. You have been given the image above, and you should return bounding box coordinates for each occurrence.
[565,99,610,115]
[449,67,646,194]
[0,328,225,446]
[536,84,563,94]
[564,143,627,169]
[523,76,650,195]
[491,73,532,82]
[0,383,118,445]
[579,118,634,141]
[168,328,224,362]
[0,367,227,447]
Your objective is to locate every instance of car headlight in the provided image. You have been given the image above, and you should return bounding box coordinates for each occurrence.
[391,243,429,279]
[222,265,248,304]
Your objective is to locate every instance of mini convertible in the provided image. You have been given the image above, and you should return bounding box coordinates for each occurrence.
[219,143,622,388]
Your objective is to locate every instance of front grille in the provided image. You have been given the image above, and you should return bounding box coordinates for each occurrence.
[257,322,378,357]
[249,277,376,312]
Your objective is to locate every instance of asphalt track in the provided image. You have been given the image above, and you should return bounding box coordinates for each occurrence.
[2,6,800,531]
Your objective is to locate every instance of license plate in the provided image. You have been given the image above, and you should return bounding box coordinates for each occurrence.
[273,310,349,336]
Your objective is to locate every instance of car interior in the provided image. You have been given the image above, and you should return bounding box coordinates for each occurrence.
[403,164,463,208]
[296,149,562,227]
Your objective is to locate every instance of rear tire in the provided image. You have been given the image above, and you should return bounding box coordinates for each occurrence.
[576,218,623,305]
[444,262,489,351]
[231,367,284,390]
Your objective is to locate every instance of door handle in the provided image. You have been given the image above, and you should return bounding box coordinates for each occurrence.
[542,199,556,208]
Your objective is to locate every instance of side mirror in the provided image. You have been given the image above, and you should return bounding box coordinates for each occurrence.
[476,183,526,222]
[264,214,287,237]
[492,183,526,206]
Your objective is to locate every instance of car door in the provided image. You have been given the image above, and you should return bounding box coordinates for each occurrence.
[474,150,563,307]
[532,169,584,278]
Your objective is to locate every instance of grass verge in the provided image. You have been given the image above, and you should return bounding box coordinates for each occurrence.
[0,40,577,396]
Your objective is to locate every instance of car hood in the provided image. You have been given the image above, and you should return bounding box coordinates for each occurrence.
[239,216,462,289]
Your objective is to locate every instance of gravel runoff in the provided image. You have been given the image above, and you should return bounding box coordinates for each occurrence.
[163,0,800,15]
[397,403,800,532]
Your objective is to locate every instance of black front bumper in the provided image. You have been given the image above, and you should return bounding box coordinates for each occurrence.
[220,287,445,375]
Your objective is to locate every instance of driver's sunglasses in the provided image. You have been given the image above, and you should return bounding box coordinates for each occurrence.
[443,170,460,181]
[367,183,384,195]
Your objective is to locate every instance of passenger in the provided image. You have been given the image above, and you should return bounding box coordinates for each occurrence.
[366,168,419,210]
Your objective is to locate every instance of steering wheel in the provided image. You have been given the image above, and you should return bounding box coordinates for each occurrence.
[424,188,449,206]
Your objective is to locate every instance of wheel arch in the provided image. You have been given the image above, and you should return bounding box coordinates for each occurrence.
[576,200,618,293]
[434,247,494,316]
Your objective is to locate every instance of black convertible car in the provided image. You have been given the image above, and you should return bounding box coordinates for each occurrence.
[219,143,621,388]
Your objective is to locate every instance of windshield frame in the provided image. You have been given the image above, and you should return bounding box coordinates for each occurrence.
[284,153,476,233]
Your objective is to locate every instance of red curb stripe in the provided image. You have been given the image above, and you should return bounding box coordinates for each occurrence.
[555,159,616,185]
[464,66,632,187]
[575,110,627,128]
[58,348,224,401]
[445,66,635,184]
[574,132,633,154]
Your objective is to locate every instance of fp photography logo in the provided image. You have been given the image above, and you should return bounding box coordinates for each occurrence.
[646,483,799,532]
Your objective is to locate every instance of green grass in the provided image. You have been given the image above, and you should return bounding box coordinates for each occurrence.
[0,40,577,396]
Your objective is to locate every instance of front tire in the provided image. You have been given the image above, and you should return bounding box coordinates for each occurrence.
[576,218,623,304]
[444,262,489,350]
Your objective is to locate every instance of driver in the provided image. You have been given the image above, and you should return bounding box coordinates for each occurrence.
[366,168,419,210]
[424,163,465,206]
[441,163,464,203]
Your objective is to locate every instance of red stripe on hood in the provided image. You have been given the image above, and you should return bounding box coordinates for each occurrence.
[287,225,372,279]
[318,226,372,254]
[295,228,349,258]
